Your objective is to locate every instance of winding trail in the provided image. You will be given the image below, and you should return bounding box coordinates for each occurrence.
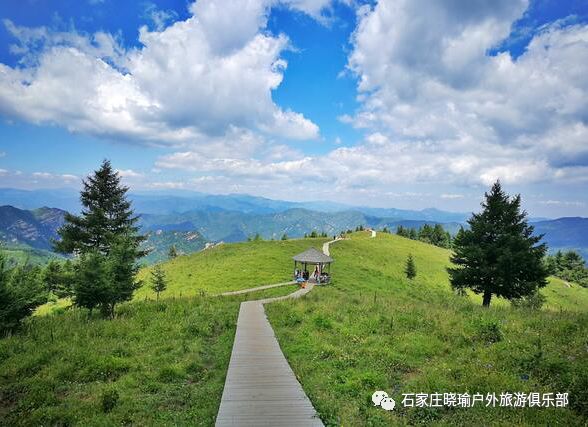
[220,281,296,296]
[215,239,339,426]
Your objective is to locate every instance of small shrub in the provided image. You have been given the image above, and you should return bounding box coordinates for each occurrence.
[101,388,119,413]
[404,254,416,280]
[474,320,503,344]
[510,292,546,310]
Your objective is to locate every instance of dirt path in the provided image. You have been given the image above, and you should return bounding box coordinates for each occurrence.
[219,281,296,296]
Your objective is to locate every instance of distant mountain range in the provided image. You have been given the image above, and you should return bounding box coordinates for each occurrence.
[532,217,588,260]
[0,187,470,221]
[0,187,587,263]
[0,205,66,250]
[138,208,465,242]
[0,205,208,264]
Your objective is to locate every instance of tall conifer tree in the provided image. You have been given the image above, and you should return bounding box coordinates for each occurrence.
[55,160,146,316]
[448,181,547,307]
[55,160,146,256]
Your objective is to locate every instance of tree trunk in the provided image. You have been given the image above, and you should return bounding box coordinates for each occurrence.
[482,291,492,307]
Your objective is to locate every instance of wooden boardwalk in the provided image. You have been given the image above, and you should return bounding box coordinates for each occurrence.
[215,240,341,426]
[215,284,323,426]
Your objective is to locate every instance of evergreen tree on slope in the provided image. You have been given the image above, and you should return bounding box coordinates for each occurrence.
[448,181,547,307]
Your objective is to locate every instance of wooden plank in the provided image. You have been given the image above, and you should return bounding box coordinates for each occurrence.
[215,288,324,426]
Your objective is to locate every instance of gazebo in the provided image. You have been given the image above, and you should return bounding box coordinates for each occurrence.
[292,247,334,284]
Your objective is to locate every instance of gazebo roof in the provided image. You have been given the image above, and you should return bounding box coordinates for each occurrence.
[292,247,334,264]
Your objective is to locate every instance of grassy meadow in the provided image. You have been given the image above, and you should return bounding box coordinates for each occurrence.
[134,238,329,299]
[2,232,588,425]
[1,284,302,426]
[266,232,588,425]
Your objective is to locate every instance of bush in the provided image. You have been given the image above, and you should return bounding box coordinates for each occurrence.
[511,291,546,310]
[0,256,48,334]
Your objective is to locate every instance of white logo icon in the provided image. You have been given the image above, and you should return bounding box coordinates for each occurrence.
[380,397,396,411]
[372,391,388,406]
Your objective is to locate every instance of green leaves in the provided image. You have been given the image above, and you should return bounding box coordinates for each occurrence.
[150,265,168,301]
[0,254,48,334]
[405,253,417,280]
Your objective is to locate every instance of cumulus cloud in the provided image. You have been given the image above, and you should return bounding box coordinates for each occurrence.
[0,0,322,145]
[116,169,144,178]
[32,172,79,181]
[345,0,588,187]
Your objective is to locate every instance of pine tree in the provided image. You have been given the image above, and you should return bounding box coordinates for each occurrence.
[418,224,433,244]
[74,251,109,314]
[168,245,178,259]
[150,265,168,301]
[405,254,416,280]
[0,254,48,334]
[55,160,146,316]
[43,259,75,298]
[105,237,142,318]
[448,181,548,307]
[54,160,146,257]
[281,233,288,241]
[408,228,418,240]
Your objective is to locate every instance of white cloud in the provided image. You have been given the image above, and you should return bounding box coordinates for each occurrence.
[344,0,588,187]
[538,200,585,207]
[32,172,79,181]
[0,1,322,145]
[116,169,144,178]
[441,194,464,200]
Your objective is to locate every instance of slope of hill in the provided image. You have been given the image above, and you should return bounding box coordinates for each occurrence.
[0,205,66,250]
[140,230,208,264]
[0,243,62,267]
[135,238,330,298]
[2,234,587,425]
[266,233,588,425]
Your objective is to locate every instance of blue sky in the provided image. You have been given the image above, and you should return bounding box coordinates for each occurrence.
[0,0,587,217]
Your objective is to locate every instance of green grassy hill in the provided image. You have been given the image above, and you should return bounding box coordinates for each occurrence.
[135,237,329,298]
[0,243,62,267]
[2,233,587,425]
[266,232,588,425]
